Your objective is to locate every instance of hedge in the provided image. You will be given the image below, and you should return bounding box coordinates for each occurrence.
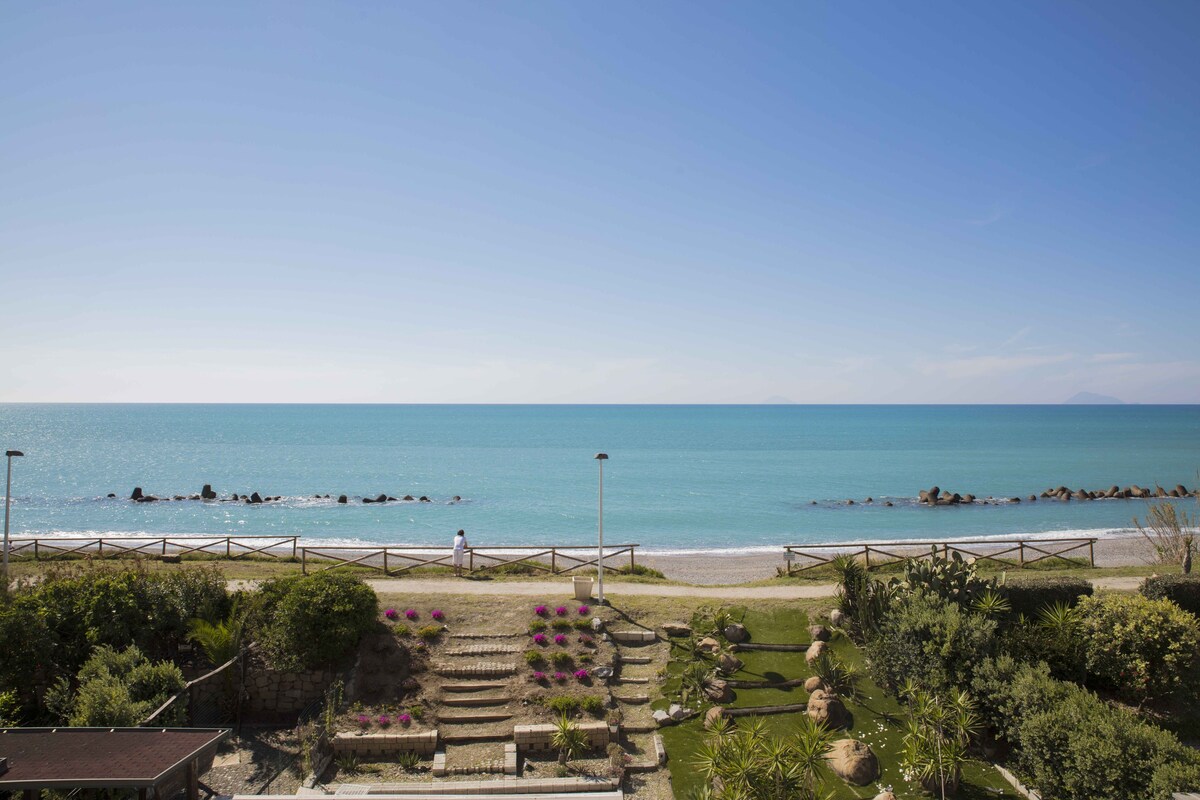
[1000,575,1093,619]
[1141,574,1200,616]
[255,572,378,671]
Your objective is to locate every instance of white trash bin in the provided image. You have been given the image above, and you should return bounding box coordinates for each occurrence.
[572,576,594,601]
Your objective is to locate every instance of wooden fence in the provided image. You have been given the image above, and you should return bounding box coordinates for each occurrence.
[783,537,1096,574]
[300,544,640,576]
[5,535,300,561]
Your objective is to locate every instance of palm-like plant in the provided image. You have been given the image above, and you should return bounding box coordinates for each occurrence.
[970,588,1011,618]
[679,662,717,705]
[811,651,859,700]
[188,602,244,666]
[899,687,979,799]
[551,713,588,766]
[691,716,834,800]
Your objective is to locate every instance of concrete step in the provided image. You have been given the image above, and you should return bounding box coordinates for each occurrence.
[448,632,524,640]
[617,656,652,665]
[444,645,522,657]
[438,729,514,744]
[613,694,650,704]
[614,676,650,684]
[442,681,509,693]
[441,695,511,707]
[434,663,518,678]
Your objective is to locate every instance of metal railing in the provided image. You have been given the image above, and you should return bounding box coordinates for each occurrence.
[6,535,300,561]
[783,537,1097,574]
[300,543,640,576]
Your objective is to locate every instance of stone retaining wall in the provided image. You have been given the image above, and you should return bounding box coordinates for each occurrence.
[332,730,439,757]
[513,721,613,752]
[245,667,333,713]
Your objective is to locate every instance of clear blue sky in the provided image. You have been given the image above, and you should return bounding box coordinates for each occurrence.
[2,1,1198,403]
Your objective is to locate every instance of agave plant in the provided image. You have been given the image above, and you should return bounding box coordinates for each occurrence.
[971,588,1012,618]
[551,713,589,766]
[811,651,859,700]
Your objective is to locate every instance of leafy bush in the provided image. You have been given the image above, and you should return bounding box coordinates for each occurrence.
[550,618,573,631]
[1001,575,1093,619]
[545,695,580,715]
[618,564,665,579]
[416,625,442,642]
[550,651,573,667]
[255,572,378,671]
[47,645,185,727]
[1075,593,1200,701]
[832,555,894,641]
[580,695,604,715]
[864,593,996,695]
[0,594,52,716]
[972,656,1200,798]
[894,548,997,608]
[525,650,545,666]
[529,620,548,633]
[572,619,592,631]
[1142,574,1200,616]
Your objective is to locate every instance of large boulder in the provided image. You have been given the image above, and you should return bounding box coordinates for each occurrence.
[806,689,847,728]
[704,679,733,703]
[652,709,673,727]
[874,793,897,800]
[716,653,743,675]
[697,636,721,654]
[200,484,217,500]
[704,706,727,730]
[808,624,830,642]
[824,739,879,786]
[130,487,143,501]
[805,641,828,665]
[250,492,263,504]
[829,609,846,627]
[724,623,749,643]
[804,676,824,693]
[662,622,692,637]
[337,495,348,504]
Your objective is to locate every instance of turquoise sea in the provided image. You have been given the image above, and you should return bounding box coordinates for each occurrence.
[1,404,1198,552]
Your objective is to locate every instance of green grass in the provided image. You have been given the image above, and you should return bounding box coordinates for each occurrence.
[657,605,1021,799]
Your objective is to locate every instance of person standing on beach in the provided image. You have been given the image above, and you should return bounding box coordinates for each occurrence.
[453,529,468,577]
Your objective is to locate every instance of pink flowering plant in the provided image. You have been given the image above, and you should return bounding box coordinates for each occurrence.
[385,608,398,621]
[574,669,589,681]
[535,605,548,616]
[578,605,590,615]
[532,671,547,683]
[357,714,370,729]
[399,713,412,726]
[533,633,548,645]
[578,634,594,646]
[553,671,569,683]
[404,609,418,620]
[378,714,391,728]
[555,606,568,616]
[431,609,445,620]
[553,633,568,645]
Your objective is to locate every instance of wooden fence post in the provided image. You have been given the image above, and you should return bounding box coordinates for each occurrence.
[383,550,388,576]
[1018,541,1025,567]
[301,548,307,574]
[630,546,636,573]
[1089,539,1095,567]
[863,546,871,569]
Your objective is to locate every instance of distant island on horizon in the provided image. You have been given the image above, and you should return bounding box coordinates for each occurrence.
[1063,391,1126,405]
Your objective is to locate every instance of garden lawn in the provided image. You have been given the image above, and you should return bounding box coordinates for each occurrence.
[657,606,1021,799]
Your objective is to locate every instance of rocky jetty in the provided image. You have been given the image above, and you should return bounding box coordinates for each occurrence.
[907,482,1198,507]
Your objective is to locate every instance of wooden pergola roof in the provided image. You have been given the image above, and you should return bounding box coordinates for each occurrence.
[0,727,228,794]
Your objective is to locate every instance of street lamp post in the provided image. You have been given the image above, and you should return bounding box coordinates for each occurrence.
[3,450,24,587]
[594,453,608,605]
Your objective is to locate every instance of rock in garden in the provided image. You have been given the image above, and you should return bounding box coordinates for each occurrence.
[662,622,692,637]
[829,609,846,627]
[804,676,824,692]
[591,617,605,632]
[806,689,847,728]
[716,653,743,674]
[808,624,830,641]
[704,678,733,703]
[668,703,683,719]
[824,739,879,785]
[805,641,827,664]
[652,709,673,726]
[723,623,749,643]
[874,793,897,800]
[704,706,727,729]
[697,636,721,654]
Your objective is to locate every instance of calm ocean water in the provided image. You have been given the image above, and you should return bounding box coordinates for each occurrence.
[1,404,1198,552]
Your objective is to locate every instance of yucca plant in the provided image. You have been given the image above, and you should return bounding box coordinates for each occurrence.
[970,588,1011,618]
[691,715,834,800]
[899,687,979,799]
[551,713,589,766]
[811,651,859,699]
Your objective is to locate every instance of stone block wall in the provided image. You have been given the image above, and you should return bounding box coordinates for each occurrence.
[245,668,333,713]
[513,721,612,752]
[332,730,439,757]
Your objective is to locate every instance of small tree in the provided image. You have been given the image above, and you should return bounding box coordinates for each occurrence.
[47,645,186,727]
[900,688,980,799]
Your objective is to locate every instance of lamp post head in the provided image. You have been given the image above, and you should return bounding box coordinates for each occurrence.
[5,451,22,458]
[594,453,608,460]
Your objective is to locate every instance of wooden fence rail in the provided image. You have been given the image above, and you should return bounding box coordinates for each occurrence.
[300,544,640,577]
[5,535,300,561]
[783,537,1097,574]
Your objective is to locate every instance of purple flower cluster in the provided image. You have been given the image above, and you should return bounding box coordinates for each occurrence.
[532,671,547,682]
[553,671,569,683]
[385,609,399,620]
[533,633,548,645]
[573,669,589,680]
[357,714,370,728]
[555,606,568,616]
[553,633,568,645]
[404,609,418,620]
[578,634,594,646]
[578,605,590,615]
[535,605,548,616]
[431,609,445,620]
[399,713,412,725]
[378,714,391,727]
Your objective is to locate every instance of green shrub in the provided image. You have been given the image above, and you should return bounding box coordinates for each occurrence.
[408,705,424,720]
[47,644,185,727]
[256,572,378,671]
[550,651,573,667]
[580,695,604,715]
[0,689,20,726]
[894,548,997,608]
[529,620,548,633]
[1075,593,1200,701]
[416,625,442,642]
[972,656,1200,799]
[572,619,592,631]
[0,594,52,716]
[545,695,580,715]
[1001,575,1093,619]
[618,564,666,579]
[864,593,996,695]
[550,618,572,630]
[1142,574,1200,616]
[393,624,411,637]
[525,650,545,666]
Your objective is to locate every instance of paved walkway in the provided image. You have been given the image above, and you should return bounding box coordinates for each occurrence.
[228,575,1143,598]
